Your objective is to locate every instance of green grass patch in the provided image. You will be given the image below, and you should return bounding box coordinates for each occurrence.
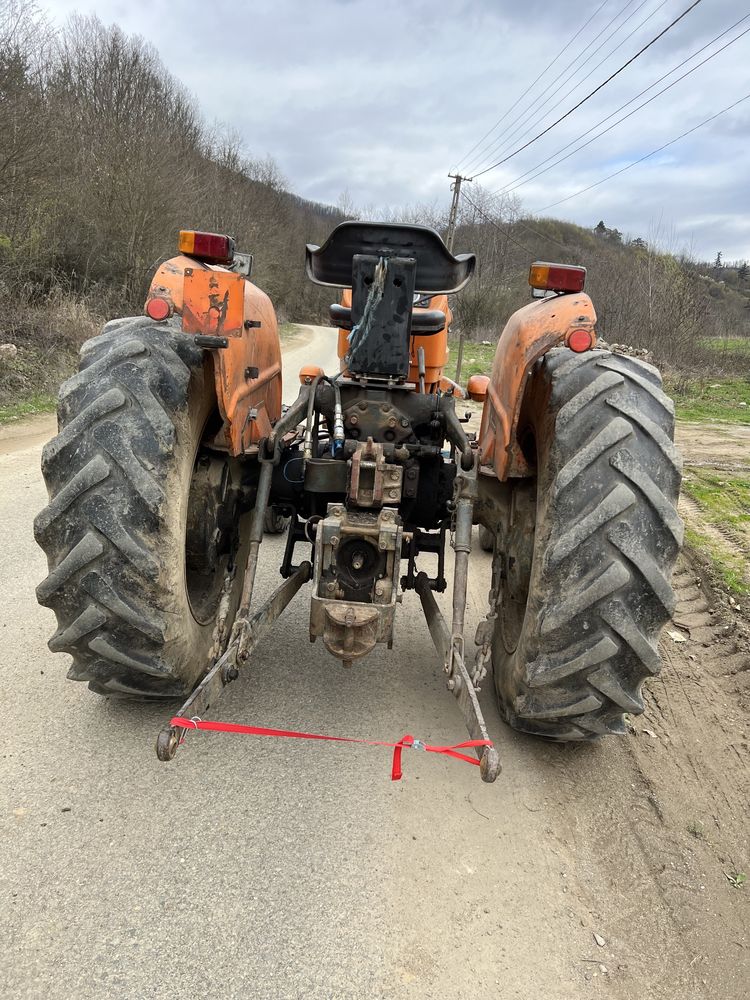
[0,391,57,425]
[698,336,750,355]
[684,525,750,597]
[445,338,496,381]
[664,376,750,424]
[682,467,750,597]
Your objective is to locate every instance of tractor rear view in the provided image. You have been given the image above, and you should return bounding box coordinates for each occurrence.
[34,221,682,780]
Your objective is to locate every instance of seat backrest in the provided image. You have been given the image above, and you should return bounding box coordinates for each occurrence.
[306,221,475,294]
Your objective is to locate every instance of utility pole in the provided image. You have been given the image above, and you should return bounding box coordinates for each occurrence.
[446,173,471,382]
[446,173,469,251]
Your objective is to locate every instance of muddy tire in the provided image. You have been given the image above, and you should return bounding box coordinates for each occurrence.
[34,316,246,698]
[491,349,683,739]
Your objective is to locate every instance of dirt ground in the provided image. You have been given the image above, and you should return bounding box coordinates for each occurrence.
[2,348,749,998]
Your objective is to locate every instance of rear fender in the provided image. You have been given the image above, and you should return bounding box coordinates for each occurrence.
[146,255,282,455]
[478,292,596,479]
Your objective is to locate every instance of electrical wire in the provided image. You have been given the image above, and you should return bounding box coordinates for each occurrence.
[454,0,613,173]
[462,0,646,175]
[532,92,750,213]
[489,16,750,198]
[458,190,540,257]
[470,0,671,177]
[472,0,704,179]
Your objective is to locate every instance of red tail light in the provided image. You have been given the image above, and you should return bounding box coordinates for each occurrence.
[178,230,235,265]
[146,296,171,321]
[567,328,594,353]
[529,261,586,294]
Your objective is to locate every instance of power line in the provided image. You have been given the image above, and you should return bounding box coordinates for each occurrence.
[470,0,670,177]
[454,0,612,172]
[489,16,750,199]
[472,0,704,179]
[463,0,643,175]
[460,190,580,257]
[459,190,536,256]
[532,92,750,213]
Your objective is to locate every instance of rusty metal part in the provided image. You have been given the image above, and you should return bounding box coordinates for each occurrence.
[182,268,245,339]
[442,406,474,471]
[146,255,282,456]
[268,384,311,455]
[155,561,312,762]
[323,603,380,660]
[451,466,477,642]
[310,505,402,662]
[230,455,274,662]
[415,573,500,783]
[341,398,413,445]
[348,437,403,508]
[477,291,597,480]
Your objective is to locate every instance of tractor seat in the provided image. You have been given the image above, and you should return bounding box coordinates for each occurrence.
[329,302,446,335]
[306,221,475,294]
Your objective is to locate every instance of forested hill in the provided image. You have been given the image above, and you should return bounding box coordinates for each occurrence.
[447,207,750,369]
[2,2,747,392]
[1,6,344,324]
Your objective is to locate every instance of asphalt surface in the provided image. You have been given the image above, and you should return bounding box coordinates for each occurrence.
[2,327,590,999]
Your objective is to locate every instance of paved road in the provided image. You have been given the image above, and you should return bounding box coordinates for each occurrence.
[4,327,738,1000]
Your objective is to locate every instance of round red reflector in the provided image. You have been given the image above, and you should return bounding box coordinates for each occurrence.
[568,329,593,353]
[146,297,170,321]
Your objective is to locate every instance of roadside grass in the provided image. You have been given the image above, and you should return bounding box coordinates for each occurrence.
[445,339,496,381]
[664,376,750,425]
[698,336,750,354]
[681,467,750,598]
[446,346,750,427]
[0,391,57,425]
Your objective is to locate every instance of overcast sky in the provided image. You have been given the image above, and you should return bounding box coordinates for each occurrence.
[43,0,750,261]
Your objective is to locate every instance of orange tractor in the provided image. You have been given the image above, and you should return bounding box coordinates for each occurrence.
[34,223,682,781]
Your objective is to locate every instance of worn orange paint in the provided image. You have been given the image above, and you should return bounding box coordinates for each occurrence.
[466,374,490,402]
[146,255,282,456]
[182,269,245,338]
[336,290,452,392]
[299,363,325,384]
[478,292,597,480]
[438,375,465,399]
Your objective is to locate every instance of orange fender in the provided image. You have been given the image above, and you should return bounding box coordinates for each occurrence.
[146,255,282,456]
[478,292,597,480]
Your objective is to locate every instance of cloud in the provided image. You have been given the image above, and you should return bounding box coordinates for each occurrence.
[41,0,750,260]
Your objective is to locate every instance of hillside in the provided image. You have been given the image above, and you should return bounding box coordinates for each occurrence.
[2,2,747,418]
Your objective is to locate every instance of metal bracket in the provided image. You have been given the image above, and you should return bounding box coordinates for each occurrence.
[156,561,312,761]
[415,573,500,783]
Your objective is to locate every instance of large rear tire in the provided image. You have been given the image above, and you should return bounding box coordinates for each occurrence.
[491,348,683,739]
[34,316,247,698]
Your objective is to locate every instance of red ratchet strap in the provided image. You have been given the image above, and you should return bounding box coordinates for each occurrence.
[170,717,491,781]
